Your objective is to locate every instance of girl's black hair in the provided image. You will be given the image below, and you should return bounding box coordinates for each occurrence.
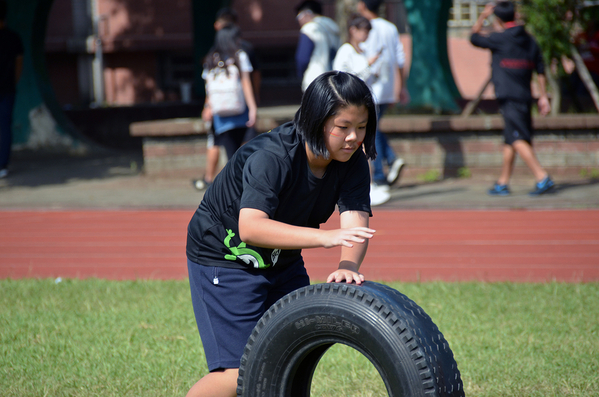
[348,13,371,32]
[295,0,322,15]
[215,7,238,25]
[294,71,377,160]
[204,24,242,71]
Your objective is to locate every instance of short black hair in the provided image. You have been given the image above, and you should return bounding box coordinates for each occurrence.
[295,0,322,15]
[204,24,242,70]
[0,0,7,21]
[348,13,371,31]
[361,0,382,13]
[215,7,238,25]
[493,1,515,23]
[294,71,377,160]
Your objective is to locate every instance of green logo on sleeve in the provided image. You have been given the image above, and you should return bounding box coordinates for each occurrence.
[224,229,271,269]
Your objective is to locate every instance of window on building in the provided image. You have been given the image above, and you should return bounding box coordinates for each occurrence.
[448,0,490,27]
[159,52,195,90]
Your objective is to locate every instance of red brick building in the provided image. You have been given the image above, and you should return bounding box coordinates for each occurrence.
[45,0,310,108]
[43,0,499,108]
[46,0,195,106]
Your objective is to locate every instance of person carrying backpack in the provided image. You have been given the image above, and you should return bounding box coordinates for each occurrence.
[202,24,257,164]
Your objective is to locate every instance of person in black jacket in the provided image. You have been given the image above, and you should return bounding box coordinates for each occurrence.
[471,1,554,196]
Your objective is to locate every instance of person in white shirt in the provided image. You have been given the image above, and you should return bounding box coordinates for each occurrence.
[295,0,341,92]
[333,14,389,206]
[358,0,409,188]
[201,25,257,164]
[333,14,381,85]
[194,8,261,192]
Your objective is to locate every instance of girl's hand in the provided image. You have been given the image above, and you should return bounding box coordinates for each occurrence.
[399,87,411,105]
[368,54,380,66]
[322,227,375,249]
[201,105,212,122]
[246,106,257,128]
[327,268,365,285]
[368,47,383,66]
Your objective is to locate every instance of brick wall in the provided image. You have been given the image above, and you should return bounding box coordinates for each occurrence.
[142,136,208,178]
[133,113,599,179]
[387,130,599,179]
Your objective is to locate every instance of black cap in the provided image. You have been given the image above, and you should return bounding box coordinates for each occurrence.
[493,1,515,23]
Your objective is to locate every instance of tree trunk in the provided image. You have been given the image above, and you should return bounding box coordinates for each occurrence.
[546,68,561,116]
[461,76,491,117]
[335,0,357,44]
[571,45,599,112]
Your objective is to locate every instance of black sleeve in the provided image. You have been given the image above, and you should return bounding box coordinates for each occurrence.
[295,33,315,79]
[240,151,289,217]
[470,32,500,51]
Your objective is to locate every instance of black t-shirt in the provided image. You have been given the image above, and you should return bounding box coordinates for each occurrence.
[0,28,24,95]
[186,122,372,270]
[471,26,544,101]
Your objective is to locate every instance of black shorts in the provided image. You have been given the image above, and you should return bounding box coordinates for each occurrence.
[187,258,310,371]
[499,99,533,145]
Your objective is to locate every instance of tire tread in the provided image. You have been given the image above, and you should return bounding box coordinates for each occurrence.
[237,282,464,397]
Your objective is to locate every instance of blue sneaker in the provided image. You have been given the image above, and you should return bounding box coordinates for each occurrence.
[529,176,555,196]
[488,183,510,196]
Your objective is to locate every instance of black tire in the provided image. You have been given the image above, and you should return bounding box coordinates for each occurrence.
[237,281,464,397]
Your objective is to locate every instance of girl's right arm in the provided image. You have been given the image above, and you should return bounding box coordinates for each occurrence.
[238,208,375,250]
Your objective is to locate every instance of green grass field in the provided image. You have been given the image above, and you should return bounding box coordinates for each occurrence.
[1,279,598,396]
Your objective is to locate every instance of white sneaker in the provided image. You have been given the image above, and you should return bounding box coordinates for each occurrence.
[0,169,7,179]
[370,183,390,206]
[192,178,212,191]
[387,158,405,185]
[372,182,390,192]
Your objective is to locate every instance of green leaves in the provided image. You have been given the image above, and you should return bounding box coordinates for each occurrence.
[520,0,583,63]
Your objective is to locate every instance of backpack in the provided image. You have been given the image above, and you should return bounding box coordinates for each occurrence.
[205,57,246,117]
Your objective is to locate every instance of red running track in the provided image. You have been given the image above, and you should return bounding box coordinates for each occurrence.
[1,210,598,282]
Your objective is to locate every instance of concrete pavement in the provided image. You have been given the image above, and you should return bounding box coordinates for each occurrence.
[1,148,598,210]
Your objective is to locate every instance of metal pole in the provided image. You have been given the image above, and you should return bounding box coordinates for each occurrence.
[90,0,104,106]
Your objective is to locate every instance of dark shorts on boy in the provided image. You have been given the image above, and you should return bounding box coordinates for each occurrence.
[187,258,310,371]
[498,99,533,145]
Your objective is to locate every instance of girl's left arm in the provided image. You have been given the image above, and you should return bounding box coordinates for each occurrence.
[241,71,257,128]
[327,210,370,285]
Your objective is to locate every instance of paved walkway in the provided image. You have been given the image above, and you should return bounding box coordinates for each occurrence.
[1,149,598,282]
[1,148,598,210]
